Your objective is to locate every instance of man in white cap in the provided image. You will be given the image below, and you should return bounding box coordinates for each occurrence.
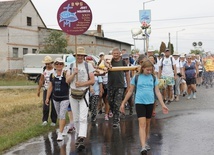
[158,48,177,103]
[37,56,57,126]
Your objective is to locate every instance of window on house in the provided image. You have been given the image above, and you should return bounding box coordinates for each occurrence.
[27,17,32,26]
[32,49,37,53]
[13,48,18,58]
[23,48,28,55]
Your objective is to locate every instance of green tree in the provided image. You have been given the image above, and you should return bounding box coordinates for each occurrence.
[41,31,68,54]
[159,41,166,54]
[168,42,174,55]
[190,49,202,55]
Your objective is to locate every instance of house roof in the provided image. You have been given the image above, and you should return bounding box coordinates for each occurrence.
[0,0,46,27]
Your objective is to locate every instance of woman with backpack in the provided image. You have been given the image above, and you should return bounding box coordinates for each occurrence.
[120,59,169,155]
[45,58,70,141]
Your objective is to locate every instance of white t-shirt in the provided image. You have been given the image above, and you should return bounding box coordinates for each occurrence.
[174,58,183,73]
[102,73,108,85]
[67,61,95,90]
[43,68,54,89]
[159,56,176,77]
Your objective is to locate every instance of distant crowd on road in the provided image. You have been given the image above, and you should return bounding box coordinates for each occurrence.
[36,47,213,154]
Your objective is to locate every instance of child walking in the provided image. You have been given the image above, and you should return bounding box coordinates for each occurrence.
[120,59,169,155]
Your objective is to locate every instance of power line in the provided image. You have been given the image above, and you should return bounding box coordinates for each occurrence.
[94,15,214,25]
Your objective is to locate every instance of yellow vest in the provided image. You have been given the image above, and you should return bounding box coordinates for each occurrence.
[204,58,214,71]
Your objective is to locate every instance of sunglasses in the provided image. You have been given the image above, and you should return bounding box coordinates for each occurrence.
[55,62,64,65]
[45,63,51,65]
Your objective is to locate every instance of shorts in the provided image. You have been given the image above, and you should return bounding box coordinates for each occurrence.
[186,78,196,85]
[181,79,186,84]
[198,71,203,77]
[102,84,108,99]
[135,104,154,119]
[161,76,175,86]
[67,104,71,111]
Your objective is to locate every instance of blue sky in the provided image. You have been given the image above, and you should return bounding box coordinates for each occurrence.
[31,0,214,54]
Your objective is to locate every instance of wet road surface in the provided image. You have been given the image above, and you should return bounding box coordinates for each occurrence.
[3,86,214,155]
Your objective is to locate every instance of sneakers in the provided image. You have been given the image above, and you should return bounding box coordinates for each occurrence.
[68,127,76,133]
[108,112,113,118]
[113,119,120,128]
[192,93,196,99]
[113,122,119,128]
[105,114,109,121]
[50,122,56,126]
[187,93,192,100]
[57,132,63,141]
[98,110,102,114]
[91,115,96,122]
[145,144,151,151]
[42,121,48,126]
[140,148,147,155]
[62,128,68,136]
[76,137,85,151]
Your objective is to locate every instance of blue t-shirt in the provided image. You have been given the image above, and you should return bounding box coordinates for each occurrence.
[131,74,158,104]
[91,76,103,96]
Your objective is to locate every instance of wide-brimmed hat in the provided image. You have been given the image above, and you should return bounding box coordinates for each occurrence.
[54,57,64,64]
[42,56,53,63]
[173,52,180,56]
[147,47,155,52]
[180,53,185,58]
[73,47,87,56]
[99,52,105,57]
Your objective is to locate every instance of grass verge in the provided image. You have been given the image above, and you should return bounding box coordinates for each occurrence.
[0,73,36,86]
[0,89,62,154]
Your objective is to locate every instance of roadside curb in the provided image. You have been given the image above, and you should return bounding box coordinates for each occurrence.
[0,86,37,89]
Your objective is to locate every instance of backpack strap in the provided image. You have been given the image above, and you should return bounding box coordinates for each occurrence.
[84,61,90,80]
[70,63,74,75]
[170,57,174,70]
[134,74,139,94]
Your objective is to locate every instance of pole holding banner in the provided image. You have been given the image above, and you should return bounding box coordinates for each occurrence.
[57,0,92,80]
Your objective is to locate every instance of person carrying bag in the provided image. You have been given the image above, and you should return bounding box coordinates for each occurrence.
[66,47,95,152]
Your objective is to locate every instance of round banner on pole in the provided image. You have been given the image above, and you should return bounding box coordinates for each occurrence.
[57,0,92,35]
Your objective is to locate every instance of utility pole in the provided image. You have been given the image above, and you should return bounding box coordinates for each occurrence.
[168,32,171,52]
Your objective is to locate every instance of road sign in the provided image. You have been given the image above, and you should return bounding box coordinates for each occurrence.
[139,10,151,24]
[57,0,92,35]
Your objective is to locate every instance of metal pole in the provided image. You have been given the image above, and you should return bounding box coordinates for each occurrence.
[142,0,154,54]
[176,31,178,52]
[75,35,78,81]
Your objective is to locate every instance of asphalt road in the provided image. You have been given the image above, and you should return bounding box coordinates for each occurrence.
[3,85,214,155]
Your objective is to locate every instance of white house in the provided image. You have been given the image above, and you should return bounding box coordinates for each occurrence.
[0,0,132,73]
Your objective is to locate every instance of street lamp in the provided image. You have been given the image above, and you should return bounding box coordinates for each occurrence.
[142,0,154,53]
[143,0,155,9]
[176,29,185,52]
